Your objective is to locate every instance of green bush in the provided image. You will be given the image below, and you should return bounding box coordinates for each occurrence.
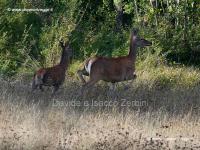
[0,0,200,79]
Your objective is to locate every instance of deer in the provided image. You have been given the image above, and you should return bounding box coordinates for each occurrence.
[32,40,73,95]
[77,29,152,93]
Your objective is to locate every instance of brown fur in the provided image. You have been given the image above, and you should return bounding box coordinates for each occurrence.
[77,29,152,91]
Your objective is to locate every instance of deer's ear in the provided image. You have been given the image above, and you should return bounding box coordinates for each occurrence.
[132,28,139,35]
[59,40,65,47]
[65,41,69,47]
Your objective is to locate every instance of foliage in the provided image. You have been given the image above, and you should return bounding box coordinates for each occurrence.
[0,0,200,77]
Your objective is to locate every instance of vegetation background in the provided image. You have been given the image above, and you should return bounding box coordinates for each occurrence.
[0,0,199,78]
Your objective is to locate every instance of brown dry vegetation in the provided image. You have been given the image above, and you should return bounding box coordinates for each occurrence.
[0,67,200,150]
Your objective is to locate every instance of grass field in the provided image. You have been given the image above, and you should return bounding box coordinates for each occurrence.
[0,65,200,150]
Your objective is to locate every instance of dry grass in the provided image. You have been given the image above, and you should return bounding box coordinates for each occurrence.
[0,73,200,150]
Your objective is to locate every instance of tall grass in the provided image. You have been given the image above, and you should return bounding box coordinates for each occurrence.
[0,63,200,149]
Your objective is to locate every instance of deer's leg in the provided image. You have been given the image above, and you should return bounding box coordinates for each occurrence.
[123,73,137,90]
[126,73,137,80]
[77,68,89,84]
[32,80,38,91]
[108,82,118,98]
[82,78,99,90]
[81,77,100,96]
[52,84,60,95]
[109,83,116,91]
[121,82,129,90]
[39,85,44,91]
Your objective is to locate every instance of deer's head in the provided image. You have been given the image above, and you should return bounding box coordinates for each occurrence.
[131,29,152,48]
[59,40,73,59]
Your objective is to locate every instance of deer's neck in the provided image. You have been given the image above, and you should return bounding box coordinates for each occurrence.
[128,40,137,61]
[59,50,69,70]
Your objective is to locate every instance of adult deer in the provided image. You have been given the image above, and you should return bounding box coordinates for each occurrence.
[77,29,152,92]
[32,40,73,95]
